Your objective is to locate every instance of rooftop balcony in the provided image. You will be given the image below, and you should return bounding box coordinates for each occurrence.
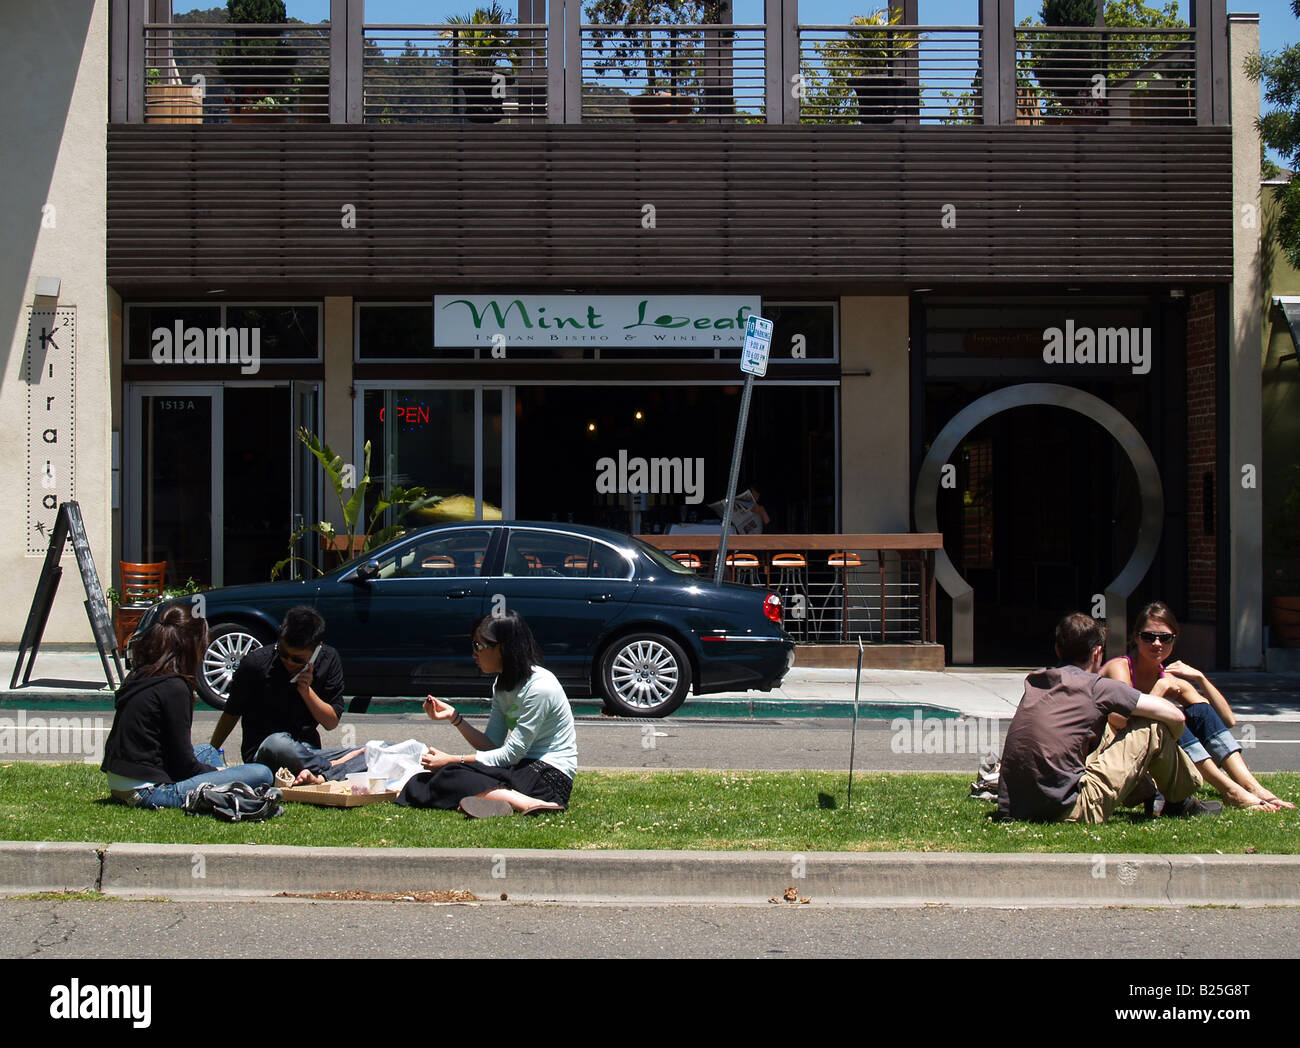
[114,0,1228,128]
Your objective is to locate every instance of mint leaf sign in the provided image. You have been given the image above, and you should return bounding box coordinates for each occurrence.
[741,315,773,377]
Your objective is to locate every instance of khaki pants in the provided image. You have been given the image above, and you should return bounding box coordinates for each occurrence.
[1065,718,1203,824]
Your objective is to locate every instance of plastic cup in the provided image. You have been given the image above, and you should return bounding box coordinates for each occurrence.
[345,772,371,795]
[369,775,389,795]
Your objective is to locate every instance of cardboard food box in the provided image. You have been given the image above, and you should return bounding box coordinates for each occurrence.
[279,783,398,807]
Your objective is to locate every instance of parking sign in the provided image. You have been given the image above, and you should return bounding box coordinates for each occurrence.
[740,315,773,377]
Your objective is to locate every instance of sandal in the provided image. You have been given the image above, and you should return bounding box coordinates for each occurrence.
[458,796,514,819]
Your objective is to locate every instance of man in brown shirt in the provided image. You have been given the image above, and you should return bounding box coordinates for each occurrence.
[997,613,1212,823]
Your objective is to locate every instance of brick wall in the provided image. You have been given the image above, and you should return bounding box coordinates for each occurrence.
[1186,290,1217,619]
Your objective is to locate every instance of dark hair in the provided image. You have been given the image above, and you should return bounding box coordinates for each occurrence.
[473,610,543,692]
[1131,601,1179,648]
[280,605,326,648]
[133,603,208,687]
[1055,612,1106,665]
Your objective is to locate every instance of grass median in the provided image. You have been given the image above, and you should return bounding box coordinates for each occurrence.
[3,763,1298,853]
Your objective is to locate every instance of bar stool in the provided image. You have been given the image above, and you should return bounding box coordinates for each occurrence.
[116,560,167,651]
[725,552,762,586]
[819,551,875,643]
[563,554,589,576]
[771,553,810,640]
[671,552,704,573]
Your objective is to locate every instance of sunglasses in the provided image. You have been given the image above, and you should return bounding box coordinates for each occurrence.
[1138,631,1176,645]
[275,643,311,668]
[472,639,498,653]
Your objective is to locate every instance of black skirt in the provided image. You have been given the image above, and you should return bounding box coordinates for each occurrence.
[396,758,573,810]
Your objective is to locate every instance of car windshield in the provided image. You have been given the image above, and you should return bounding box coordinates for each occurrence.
[633,538,700,575]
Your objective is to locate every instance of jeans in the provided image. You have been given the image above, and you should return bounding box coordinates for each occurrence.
[129,745,275,810]
[254,732,367,779]
[1177,702,1242,766]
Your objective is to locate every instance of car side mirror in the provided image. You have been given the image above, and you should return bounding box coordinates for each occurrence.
[352,559,380,584]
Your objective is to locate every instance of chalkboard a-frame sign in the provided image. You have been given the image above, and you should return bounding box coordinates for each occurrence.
[11,501,124,690]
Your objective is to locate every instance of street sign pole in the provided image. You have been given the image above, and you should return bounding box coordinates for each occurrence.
[714,315,773,586]
[714,373,754,585]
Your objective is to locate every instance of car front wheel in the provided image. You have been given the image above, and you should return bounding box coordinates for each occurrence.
[199,623,271,710]
[598,632,692,718]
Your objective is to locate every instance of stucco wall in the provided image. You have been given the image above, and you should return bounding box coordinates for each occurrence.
[0,1,109,644]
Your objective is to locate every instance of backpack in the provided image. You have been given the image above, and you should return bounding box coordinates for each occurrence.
[183,781,285,822]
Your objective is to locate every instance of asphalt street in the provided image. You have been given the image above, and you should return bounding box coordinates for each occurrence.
[5,897,1300,959]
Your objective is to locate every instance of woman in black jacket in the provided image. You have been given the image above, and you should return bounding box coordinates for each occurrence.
[102,604,273,808]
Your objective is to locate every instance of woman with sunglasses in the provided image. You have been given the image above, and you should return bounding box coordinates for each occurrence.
[396,610,576,818]
[102,604,274,808]
[1101,601,1292,811]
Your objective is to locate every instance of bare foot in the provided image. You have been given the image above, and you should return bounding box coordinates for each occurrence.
[293,768,325,786]
[1254,790,1296,810]
[1222,784,1279,811]
[518,800,564,815]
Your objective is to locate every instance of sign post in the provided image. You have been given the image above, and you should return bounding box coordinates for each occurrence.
[714,315,773,584]
[11,501,123,690]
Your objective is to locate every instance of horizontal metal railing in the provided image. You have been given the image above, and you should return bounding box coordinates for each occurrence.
[363,23,549,124]
[636,534,941,646]
[143,22,331,123]
[1013,26,1196,124]
[132,15,1210,128]
[580,23,766,122]
[797,24,983,125]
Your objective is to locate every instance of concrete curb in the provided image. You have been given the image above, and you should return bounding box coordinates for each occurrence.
[5,842,1299,907]
[0,841,104,893]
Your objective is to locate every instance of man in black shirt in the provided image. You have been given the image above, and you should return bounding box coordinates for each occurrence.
[210,606,364,783]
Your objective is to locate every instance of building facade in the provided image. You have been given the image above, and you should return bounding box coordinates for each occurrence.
[1,0,1267,667]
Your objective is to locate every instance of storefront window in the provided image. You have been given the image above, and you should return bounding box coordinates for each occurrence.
[126,303,320,362]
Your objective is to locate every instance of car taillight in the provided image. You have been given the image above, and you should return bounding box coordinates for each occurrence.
[763,592,782,624]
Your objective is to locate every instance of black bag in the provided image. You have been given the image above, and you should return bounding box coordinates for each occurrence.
[182,781,284,822]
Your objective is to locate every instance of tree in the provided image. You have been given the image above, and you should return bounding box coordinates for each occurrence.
[1248,0,1300,268]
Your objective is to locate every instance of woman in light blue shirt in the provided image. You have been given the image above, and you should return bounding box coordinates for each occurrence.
[396,610,577,818]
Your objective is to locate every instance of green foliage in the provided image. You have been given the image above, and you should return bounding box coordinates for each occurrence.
[446,2,519,70]
[1043,0,1098,26]
[227,0,287,21]
[271,429,441,579]
[1248,1,1300,269]
[218,0,296,106]
[584,0,722,92]
[800,9,917,122]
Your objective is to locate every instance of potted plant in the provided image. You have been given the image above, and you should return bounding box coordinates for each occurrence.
[840,9,918,124]
[585,0,719,122]
[217,0,297,121]
[445,3,519,123]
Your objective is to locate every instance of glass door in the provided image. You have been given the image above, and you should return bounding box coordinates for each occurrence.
[290,380,322,578]
[360,386,514,526]
[127,385,221,587]
[127,384,302,588]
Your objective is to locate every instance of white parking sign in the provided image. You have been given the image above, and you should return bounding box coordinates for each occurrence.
[740,315,773,377]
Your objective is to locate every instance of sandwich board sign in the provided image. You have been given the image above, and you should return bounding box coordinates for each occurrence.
[11,501,123,689]
[740,315,773,377]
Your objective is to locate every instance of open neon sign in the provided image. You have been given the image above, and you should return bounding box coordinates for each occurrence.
[378,402,431,428]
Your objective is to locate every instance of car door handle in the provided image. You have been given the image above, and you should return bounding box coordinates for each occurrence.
[587,593,616,603]
[446,589,474,598]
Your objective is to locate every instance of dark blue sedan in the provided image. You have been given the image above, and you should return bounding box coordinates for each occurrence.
[138,522,795,718]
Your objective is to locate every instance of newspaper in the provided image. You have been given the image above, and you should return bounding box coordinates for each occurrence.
[707,488,763,535]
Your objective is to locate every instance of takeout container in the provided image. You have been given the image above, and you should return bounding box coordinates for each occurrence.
[279,782,398,807]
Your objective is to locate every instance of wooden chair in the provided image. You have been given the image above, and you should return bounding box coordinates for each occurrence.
[115,560,166,650]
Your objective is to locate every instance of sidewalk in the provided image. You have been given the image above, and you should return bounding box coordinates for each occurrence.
[4,841,1299,907]
[6,647,1300,720]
